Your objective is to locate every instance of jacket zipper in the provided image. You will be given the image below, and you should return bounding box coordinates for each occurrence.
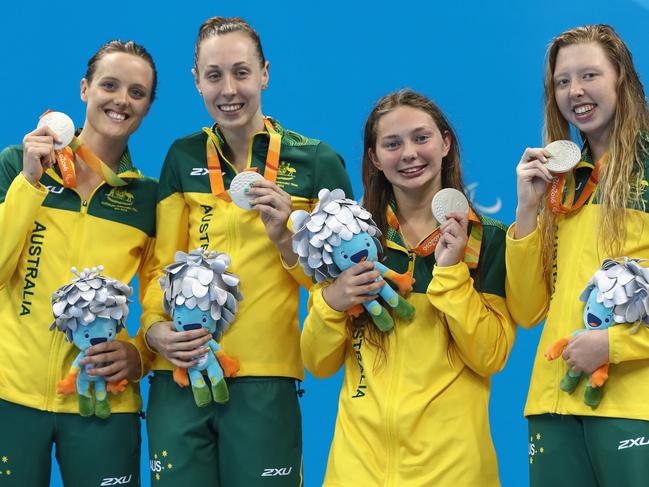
[47,184,105,410]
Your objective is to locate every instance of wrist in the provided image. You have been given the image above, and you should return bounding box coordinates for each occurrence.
[321,285,345,312]
[21,170,40,187]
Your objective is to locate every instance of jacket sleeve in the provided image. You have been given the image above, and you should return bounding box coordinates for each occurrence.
[609,325,649,364]
[0,146,48,286]
[130,236,159,376]
[427,262,516,377]
[139,145,189,340]
[281,255,314,290]
[505,223,550,328]
[300,283,349,379]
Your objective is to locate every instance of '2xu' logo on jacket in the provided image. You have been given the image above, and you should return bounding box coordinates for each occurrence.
[100,474,132,485]
[261,467,293,477]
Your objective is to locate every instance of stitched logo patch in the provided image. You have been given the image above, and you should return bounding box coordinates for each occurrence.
[101,188,138,214]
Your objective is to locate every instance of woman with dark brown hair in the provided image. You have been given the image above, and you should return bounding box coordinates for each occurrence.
[0,39,158,486]
[301,89,515,486]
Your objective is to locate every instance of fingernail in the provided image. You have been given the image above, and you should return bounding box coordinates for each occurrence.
[243,188,249,193]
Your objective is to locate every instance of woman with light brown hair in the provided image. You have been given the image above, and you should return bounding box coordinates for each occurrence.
[507,24,649,486]
[141,16,352,487]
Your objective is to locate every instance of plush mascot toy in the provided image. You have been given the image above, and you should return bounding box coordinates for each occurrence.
[160,249,242,407]
[545,258,649,409]
[51,266,132,419]
[291,188,415,332]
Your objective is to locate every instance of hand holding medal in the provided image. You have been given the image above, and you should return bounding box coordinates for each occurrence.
[431,188,471,267]
[228,171,265,210]
[22,111,75,186]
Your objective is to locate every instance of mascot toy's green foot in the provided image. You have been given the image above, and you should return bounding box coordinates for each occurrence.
[545,258,649,409]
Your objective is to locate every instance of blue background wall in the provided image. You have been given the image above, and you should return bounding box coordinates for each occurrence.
[2,1,649,485]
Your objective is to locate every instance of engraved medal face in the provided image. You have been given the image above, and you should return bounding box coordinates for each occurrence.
[431,188,469,224]
[37,112,75,150]
[544,140,581,173]
[228,171,264,210]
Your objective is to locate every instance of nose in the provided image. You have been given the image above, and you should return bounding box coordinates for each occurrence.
[222,74,236,97]
[569,79,584,98]
[114,88,128,106]
[401,141,417,162]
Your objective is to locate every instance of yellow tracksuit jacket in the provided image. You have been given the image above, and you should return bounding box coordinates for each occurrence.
[141,119,353,378]
[0,145,157,413]
[302,213,516,487]
[506,155,649,419]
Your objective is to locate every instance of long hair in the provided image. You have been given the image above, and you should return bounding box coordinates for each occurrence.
[539,24,649,287]
[357,89,467,359]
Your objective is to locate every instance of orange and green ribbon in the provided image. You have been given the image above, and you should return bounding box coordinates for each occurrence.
[548,156,604,215]
[40,110,130,188]
[64,137,130,187]
[386,203,483,269]
[202,118,281,202]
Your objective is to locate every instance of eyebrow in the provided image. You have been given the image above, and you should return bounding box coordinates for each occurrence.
[203,62,251,70]
[381,126,433,139]
[553,64,603,78]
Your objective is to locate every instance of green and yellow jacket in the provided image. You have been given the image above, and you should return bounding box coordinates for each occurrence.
[0,145,157,414]
[507,145,649,420]
[301,211,515,487]
[142,119,353,379]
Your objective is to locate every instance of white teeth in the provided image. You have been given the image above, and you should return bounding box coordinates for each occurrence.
[574,104,595,114]
[106,110,126,121]
[400,166,423,174]
[220,104,243,112]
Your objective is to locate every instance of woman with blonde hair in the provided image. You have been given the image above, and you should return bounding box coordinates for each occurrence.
[508,24,649,486]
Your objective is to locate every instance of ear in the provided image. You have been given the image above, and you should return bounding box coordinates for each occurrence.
[192,67,202,95]
[441,130,452,157]
[80,78,89,103]
[368,148,382,171]
[261,60,270,90]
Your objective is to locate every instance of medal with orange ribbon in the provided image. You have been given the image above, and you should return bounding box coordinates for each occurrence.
[38,110,131,188]
[548,156,604,215]
[202,118,281,202]
[386,202,483,268]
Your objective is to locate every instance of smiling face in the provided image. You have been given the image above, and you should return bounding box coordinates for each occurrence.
[553,42,619,148]
[173,304,216,334]
[71,317,118,351]
[194,32,268,139]
[583,287,614,330]
[370,105,450,197]
[80,52,154,144]
[332,233,378,272]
